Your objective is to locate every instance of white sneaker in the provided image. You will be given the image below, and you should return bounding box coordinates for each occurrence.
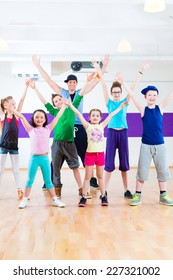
[52,198,66,208]
[19,199,28,209]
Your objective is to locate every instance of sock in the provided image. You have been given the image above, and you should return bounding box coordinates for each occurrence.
[160,191,166,195]
[136,191,141,194]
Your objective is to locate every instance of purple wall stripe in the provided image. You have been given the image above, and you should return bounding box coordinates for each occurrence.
[19,112,173,138]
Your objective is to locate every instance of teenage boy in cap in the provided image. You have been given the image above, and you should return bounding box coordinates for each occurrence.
[122,82,173,206]
[32,54,109,196]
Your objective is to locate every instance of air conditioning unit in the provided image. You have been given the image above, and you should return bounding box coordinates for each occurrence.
[12,61,51,80]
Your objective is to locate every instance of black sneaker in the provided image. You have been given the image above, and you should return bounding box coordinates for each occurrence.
[100,191,108,199]
[90,177,99,189]
[124,190,133,199]
[101,195,108,206]
[78,196,87,207]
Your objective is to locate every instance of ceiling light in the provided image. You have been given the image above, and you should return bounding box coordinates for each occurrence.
[144,0,166,13]
[117,39,132,53]
[0,37,8,52]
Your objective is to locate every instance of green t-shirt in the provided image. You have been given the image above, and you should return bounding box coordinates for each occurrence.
[45,94,83,142]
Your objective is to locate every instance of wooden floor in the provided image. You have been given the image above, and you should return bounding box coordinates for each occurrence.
[0,168,173,260]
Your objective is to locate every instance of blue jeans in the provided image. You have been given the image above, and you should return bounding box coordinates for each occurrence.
[0,147,18,154]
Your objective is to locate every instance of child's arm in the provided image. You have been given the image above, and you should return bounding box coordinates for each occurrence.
[28,79,48,104]
[101,101,128,128]
[159,91,173,112]
[48,103,66,131]
[80,54,110,95]
[12,110,30,132]
[91,60,109,104]
[32,55,62,94]
[65,99,88,129]
[122,79,145,117]
[17,79,29,112]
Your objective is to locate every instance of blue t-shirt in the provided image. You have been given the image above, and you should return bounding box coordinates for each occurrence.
[107,98,128,129]
[142,105,164,145]
[60,88,83,125]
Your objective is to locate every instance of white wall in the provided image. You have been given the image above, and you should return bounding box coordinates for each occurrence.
[1,59,173,168]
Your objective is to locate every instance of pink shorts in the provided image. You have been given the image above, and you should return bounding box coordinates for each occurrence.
[84,152,105,166]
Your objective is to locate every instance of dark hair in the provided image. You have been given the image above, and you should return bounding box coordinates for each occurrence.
[110,81,122,93]
[1,96,13,112]
[29,109,48,127]
[51,93,62,106]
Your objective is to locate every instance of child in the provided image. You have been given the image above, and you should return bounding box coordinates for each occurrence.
[0,80,29,200]
[122,81,173,206]
[92,61,149,199]
[10,85,66,209]
[28,75,95,199]
[66,76,128,207]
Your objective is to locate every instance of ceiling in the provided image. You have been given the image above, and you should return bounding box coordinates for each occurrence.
[0,0,173,67]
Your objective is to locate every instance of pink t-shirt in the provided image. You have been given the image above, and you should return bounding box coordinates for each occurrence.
[27,125,51,155]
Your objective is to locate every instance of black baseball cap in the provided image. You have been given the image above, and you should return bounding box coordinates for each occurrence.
[64,74,78,83]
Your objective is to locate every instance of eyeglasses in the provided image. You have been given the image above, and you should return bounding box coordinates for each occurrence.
[111,91,122,94]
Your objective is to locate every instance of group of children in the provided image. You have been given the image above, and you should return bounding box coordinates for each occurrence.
[0,56,173,209]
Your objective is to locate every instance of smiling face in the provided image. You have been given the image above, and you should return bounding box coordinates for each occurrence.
[89,109,102,124]
[111,86,122,101]
[67,80,78,93]
[52,95,63,109]
[33,111,47,127]
[144,90,159,106]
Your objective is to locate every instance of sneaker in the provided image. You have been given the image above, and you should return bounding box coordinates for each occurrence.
[78,196,87,207]
[17,189,23,200]
[124,190,133,199]
[52,198,65,208]
[101,195,108,206]
[42,184,47,191]
[129,193,141,206]
[19,198,28,209]
[78,188,92,199]
[90,177,99,189]
[55,187,62,198]
[159,193,173,206]
[99,191,108,199]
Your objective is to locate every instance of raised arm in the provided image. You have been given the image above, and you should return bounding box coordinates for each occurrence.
[48,103,66,131]
[159,91,173,112]
[130,62,150,91]
[32,55,62,94]
[28,79,48,104]
[65,99,88,129]
[17,79,29,112]
[12,110,30,132]
[122,79,145,117]
[82,54,110,95]
[91,60,109,104]
[101,101,128,128]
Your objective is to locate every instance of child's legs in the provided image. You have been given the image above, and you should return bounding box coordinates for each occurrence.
[118,130,130,190]
[96,165,105,195]
[10,153,21,189]
[153,144,171,183]
[136,143,152,183]
[39,155,54,190]
[104,129,117,188]
[25,155,39,191]
[51,141,63,186]
[0,153,7,184]
[83,166,93,195]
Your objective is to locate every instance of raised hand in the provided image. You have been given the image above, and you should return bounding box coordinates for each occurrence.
[102,54,110,68]
[115,71,123,84]
[32,55,40,66]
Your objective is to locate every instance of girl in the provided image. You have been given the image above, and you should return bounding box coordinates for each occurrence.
[9,82,66,209]
[66,97,128,207]
[0,80,29,200]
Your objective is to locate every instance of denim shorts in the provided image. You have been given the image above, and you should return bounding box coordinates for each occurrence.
[0,147,19,155]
